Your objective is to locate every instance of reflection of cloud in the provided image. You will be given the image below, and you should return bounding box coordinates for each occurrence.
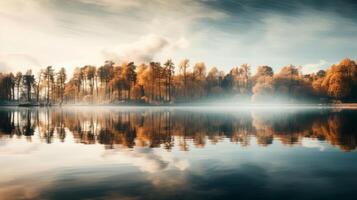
[0,176,52,200]
[101,147,190,173]
[175,160,190,171]
[0,142,190,199]
[301,138,325,151]
[0,144,39,155]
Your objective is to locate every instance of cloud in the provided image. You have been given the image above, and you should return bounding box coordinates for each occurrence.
[77,0,141,10]
[0,54,41,73]
[102,34,169,63]
[302,60,329,74]
[102,34,191,64]
[174,37,190,50]
[0,0,356,74]
[0,0,225,73]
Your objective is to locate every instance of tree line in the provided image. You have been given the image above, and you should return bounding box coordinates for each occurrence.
[0,58,356,104]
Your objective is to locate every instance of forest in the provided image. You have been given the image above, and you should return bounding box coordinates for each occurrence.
[0,58,357,105]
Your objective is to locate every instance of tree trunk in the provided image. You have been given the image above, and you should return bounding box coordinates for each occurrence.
[128,86,131,101]
[168,74,171,102]
[27,84,31,102]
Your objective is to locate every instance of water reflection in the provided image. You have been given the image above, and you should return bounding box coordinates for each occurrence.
[1,107,357,151]
[1,107,357,200]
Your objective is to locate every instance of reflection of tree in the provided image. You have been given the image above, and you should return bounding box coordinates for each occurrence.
[23,109,34,137]
[251,110,357,151]
[310,111,357,151]
[40,108,54,144]
[0,110,15,136]
[1,108,357,151]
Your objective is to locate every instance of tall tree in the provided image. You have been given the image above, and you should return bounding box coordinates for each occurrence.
[238,64,251,94]
[72,68,83,102]
[22,70,35,102]
[193,62,207,98]
[35,71,42,103]
[163,59,174,102]
[43,66,54,104]
[84,65,96,101]
[15,72,22,101]
[57,68,67,104]
[123,62,137,100]
[179,59,190,100]
[98,61,114,100]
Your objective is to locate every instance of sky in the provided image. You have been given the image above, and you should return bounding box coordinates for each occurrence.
[1,0,357,76]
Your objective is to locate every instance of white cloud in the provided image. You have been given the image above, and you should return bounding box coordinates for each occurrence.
[0,0,223,72]
[174,37,190,50]
[0,54,41,73]
[102,34,191,64]
[302,60,329,74]
[77,0,141,10]
[1,0,356,75]
[102,34,169,63]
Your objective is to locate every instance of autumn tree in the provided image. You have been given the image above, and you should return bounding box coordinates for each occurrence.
[136,63,150,101]
[109,64,124,100]
[179,59,190,100]
[252,66,274,102]
[206,67,224,96]
[322,58,357,100]
[163,59,174,102]
[255,65,273,78]
[148,62,159,102]
[34,71,42,103]
[252,76,274,102]
[98,61,114,100]
[57,68,66,104]
[274,65,313,101]
[123,62,137,100]
[238,64,251,94]
[193,62,207,98]
[2,57,357,105]
[43,66,54,104]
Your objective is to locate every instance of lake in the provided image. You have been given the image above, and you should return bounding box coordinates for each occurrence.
[0,106,357,200]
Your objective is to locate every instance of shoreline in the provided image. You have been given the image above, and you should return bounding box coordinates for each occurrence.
[2,102,357,108]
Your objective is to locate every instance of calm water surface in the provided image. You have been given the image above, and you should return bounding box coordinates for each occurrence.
[1,106,357,200]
